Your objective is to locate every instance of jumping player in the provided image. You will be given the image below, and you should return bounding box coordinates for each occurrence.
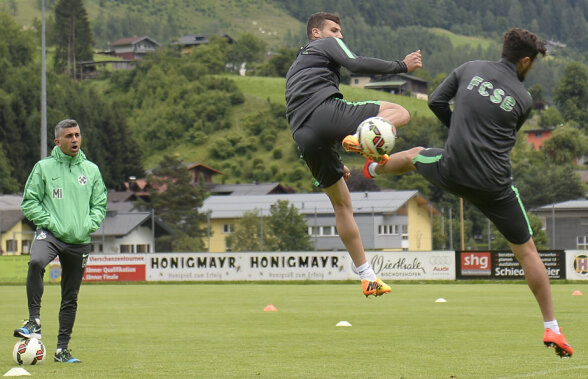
[360,28,573,357]
[285,11,421,297]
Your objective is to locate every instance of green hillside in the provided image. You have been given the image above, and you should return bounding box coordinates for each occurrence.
[2,0,303,49]
[228,75,433,117]
[428,27,496,50]
[140,75,432,192]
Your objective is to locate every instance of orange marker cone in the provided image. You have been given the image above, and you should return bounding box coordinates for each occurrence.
[572,290,583,296]
[264,304,278,311]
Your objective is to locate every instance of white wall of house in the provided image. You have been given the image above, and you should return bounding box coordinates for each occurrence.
[92,226,154,254]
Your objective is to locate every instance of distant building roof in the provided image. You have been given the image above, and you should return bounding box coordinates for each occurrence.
[173,33,235,46]
[186,162,223,175]
[0,195,22,210]
[210,182,293,196]
[201,191,429,218]
[364,80,406,88]
[0,209,28,232]
[92,207,173,238]
[110,36,160,47]
[93,212,152,237]
[535,199,588,211]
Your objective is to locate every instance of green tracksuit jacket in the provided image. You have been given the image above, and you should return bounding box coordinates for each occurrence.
[21,145,107,244]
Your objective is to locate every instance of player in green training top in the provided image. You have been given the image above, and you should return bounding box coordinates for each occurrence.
[14,119,107,363]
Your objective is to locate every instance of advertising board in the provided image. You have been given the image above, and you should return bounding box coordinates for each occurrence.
[456,250,566,280]
[565,251,588,280]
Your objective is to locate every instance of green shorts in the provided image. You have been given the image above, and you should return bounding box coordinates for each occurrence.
[292,97,379,188]
[414,148,532,244]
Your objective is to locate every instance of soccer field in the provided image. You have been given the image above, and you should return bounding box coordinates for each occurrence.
[1,283,587,378]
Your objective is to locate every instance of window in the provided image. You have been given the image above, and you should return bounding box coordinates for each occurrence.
[308,226,338,237]
[120,244,135,253]
[577,236,588,249]
[223,224,233,234]
[90,244,103,253]
[378,225,400,235]
[5,239,17,253]
[136,244,150,253]
[22,240,32,255]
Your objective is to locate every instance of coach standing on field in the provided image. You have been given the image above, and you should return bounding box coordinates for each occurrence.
[14,119,107,363]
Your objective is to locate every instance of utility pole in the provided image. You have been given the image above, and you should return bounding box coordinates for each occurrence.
[460,198,465,250]
[41,0,47,158]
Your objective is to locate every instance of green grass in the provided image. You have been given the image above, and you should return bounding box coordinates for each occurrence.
[428,27,497,51]
[0,256,34,285]
[1,283,587,378]
[227,75,435,118]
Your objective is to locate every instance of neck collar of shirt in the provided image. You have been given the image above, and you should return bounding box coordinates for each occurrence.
[499,58,524,82]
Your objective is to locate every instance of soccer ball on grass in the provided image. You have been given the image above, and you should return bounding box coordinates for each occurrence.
[13,338,46,365]
[357,116,396,158]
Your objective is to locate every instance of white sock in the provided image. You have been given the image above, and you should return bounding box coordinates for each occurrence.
[368,162,378,177]
[355,262,377,281]
[544,320,560,334]
[56,348,62,354]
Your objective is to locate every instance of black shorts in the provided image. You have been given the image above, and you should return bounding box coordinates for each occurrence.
[292,97,380,188]
[414,148,532,244]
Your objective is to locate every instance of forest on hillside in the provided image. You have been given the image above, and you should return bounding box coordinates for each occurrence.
[7,0,586,100]
[277,0,588,56]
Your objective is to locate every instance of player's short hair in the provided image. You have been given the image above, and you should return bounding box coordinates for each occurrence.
[501,28,546,63]
[306,12,341,40]
[55,119,79,138]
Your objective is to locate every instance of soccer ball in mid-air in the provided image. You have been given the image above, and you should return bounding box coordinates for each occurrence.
[13,338,46,365]
[357,116,396,158]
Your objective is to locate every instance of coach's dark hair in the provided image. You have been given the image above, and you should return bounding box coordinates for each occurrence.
[502,28,546,63]
[55,119,79,138]
[306,12,341,40]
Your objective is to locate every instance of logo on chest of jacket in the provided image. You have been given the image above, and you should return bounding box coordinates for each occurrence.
[53,188,63,199]
[78,174,88,185]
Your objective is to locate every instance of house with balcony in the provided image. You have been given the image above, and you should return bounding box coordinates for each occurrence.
[109,36,160,60]
[350,73,429,99]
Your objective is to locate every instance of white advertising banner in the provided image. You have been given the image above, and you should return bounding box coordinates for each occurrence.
[144,251,455,281]
[145,252,350,281]
[365,251,455,280]
[565,250,588,280]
